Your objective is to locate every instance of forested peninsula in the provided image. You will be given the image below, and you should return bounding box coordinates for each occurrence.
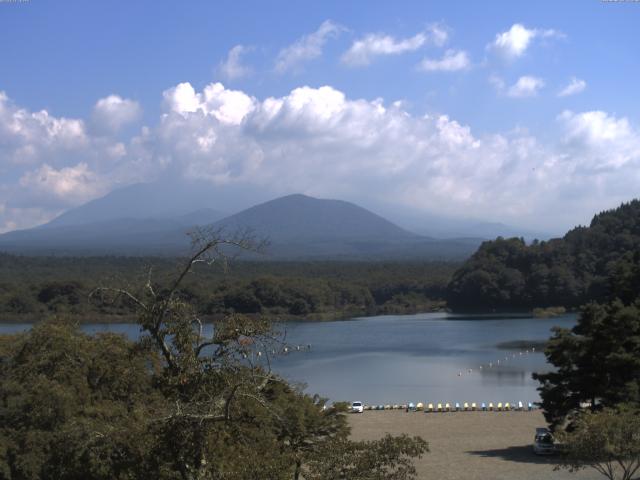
[447,200,640,311]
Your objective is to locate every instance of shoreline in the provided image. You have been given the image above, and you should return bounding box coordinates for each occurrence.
[0,305,574,325]
[0,306,447,325]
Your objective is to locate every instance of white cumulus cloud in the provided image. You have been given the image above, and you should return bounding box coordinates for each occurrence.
[0,92,154,229]
[92,95,141,132]
[218,45,253,81]
[342,31,429,67]
[558,110,640,172]
[507,76,545,97]
[488,23,562,59]
[418,49,470,72]
[558,77,587,97]
[18,162,109,206]
[426,23,449,47]
[162,82,255,125]
[1,84,640,235]
[560,110,633,145]
[275,20,343,73]
[0,91,89,168]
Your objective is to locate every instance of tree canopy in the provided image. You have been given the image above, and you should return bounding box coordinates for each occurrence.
[0,230,428,479]
[556,408,640,480]
[447,200,640,310]
[0,254,455,322]
[534,300,640,429]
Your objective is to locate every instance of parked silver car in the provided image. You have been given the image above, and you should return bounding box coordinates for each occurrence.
[533,427,555,455]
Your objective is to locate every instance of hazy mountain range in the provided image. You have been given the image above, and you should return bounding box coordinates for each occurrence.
[0,180,551,259]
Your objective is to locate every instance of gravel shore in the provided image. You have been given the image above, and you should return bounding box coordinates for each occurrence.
[348,410,602,480]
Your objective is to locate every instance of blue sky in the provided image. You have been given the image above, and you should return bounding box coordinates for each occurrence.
[1,0,639,233]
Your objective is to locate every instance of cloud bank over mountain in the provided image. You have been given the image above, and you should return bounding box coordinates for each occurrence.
[1,81,639,234]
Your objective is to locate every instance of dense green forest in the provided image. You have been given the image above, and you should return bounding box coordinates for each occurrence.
[0,237,429,479]
[0,255,457,322]
[447,200,640,310]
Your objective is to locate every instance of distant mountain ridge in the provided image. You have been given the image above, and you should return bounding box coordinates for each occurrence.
[214,194,418,242]
[33,180,543,237]
[0,192,481,259]
[44,182,230,228]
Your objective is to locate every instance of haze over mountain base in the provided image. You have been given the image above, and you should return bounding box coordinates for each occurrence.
[0,180,549,260]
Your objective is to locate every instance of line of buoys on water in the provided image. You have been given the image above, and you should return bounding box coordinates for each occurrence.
[250,344,312,358]
[457,348,538,378]
[361,401,535,412]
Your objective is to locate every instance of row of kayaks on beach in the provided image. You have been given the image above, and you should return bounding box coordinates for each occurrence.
[355,401,535,412]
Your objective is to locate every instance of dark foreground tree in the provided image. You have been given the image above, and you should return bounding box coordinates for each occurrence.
[557,408,640,480]
[534,299,640,429]
[0,319,165,479]
[1,228,428,479]
[305,434,429,480]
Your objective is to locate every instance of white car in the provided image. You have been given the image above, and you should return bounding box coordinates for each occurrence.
[351,401,364,413]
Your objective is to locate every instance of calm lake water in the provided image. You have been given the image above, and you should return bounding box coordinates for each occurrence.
[0,312,576,406]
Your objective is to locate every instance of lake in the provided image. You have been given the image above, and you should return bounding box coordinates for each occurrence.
[0,312,576,406]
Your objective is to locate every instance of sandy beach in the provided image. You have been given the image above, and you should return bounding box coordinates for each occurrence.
[348,410,602,480]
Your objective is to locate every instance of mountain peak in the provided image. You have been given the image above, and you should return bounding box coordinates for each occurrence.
[214,193,417,243]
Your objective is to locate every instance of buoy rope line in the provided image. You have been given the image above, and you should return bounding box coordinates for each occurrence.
[457,347,536,378]
[241,343,312,359]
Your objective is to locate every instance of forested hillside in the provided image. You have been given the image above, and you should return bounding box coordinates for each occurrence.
[0,255,456,321]
[447,200,640,310]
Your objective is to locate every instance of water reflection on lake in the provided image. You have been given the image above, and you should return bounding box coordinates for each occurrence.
[269,312,576,405]
[0,312,577,405]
